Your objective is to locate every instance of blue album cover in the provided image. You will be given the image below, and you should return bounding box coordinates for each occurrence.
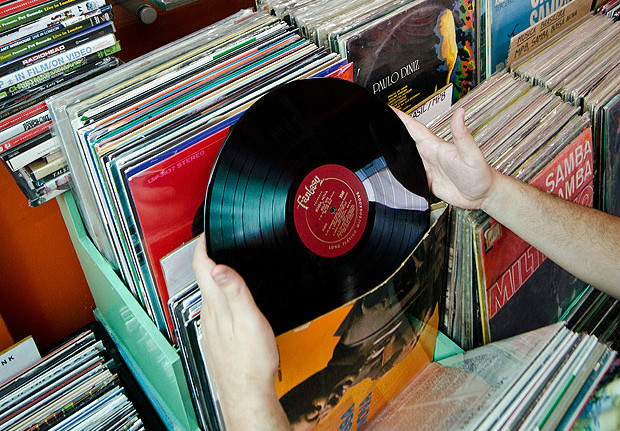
[485,0,573,75]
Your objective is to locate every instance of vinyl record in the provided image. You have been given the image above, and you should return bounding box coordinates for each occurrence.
[204,78,430,335]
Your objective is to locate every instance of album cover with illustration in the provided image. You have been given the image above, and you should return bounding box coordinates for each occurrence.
[342,0,476,111]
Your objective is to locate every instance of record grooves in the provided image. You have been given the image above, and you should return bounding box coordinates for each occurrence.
[204,78,430,335]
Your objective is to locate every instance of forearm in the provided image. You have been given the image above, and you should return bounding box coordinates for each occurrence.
[482,173,620,297]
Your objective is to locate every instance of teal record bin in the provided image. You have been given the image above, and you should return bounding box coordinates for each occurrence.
[57,191,200,431]
[57,190,463,431]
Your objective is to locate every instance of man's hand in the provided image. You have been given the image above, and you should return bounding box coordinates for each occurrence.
[393,107,497,210]
[193,235,291,431]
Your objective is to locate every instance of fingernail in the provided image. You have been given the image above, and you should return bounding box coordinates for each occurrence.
[211,267,230,285]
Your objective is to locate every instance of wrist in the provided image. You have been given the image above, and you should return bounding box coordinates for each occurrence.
[222,387,290,431]
[479,170,507,216]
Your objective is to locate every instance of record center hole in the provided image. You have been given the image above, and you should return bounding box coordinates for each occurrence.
[330,207,336,214]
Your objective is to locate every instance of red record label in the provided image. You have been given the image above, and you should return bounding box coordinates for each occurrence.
[293,164,369,258]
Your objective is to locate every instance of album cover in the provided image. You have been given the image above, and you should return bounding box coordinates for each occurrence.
[342,0,475,111]
[125,126,230,334]
[476,128,593,342]
[602,94,620,217]
[482,0,575,77]
[274,205,448,431]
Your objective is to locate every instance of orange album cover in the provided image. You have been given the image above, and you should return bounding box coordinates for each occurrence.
[275,205,448,431]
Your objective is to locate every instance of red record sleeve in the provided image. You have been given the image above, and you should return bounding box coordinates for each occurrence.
[127,127,229,334]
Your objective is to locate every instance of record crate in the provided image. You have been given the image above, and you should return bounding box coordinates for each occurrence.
[56,190,463,431]
[56,190,200,431]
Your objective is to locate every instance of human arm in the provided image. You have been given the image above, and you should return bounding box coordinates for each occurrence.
[192,235,291,431]
[394,107,620,297]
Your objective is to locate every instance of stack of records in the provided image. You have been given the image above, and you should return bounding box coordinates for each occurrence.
[597,0,620,18]
[168,284,209,430]
[565,288,620,350]
[256,0,476,111]
[0,326,153,431]
[511,14,620,217]
[432,71,593,349]
[476,0,576,80]
[366,322,617,431]
[0,0,120,206]
[510,14,620,339]
[47,9,352,337]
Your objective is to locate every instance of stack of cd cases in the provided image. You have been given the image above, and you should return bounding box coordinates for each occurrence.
[47,9,352,339]
[0,323,161,431]
[0,0,121,206]
[432,71,593,349]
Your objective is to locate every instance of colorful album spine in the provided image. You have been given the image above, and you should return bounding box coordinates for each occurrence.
[0,0,84,32]
[0,33,117,91]
[0,21,115,77]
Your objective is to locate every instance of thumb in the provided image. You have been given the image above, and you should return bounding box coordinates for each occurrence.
[450,107,482,165]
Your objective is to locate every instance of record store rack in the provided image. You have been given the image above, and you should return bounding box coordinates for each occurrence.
[56,189,463,430]
[56,191,199,431]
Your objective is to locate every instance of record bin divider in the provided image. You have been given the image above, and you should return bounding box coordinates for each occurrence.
[56,190,464,430]
[56,191,200,431]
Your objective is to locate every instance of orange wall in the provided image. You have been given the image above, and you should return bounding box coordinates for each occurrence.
[0,0,253,352]
[0,166,94,352]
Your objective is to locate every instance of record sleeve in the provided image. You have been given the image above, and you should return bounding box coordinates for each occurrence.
[341,0,476,110]
[478,127,593,342]
[275,203,447,431]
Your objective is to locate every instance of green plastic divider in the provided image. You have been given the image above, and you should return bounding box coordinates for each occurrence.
[57,191,200,431]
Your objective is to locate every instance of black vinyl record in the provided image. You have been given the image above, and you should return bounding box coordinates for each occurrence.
[204,78,430,335]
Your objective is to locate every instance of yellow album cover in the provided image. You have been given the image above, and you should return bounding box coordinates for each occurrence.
[275,205,448,431]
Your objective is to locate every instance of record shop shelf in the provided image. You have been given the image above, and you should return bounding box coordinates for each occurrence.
[57,191,200,431]
[57,190,463,430]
